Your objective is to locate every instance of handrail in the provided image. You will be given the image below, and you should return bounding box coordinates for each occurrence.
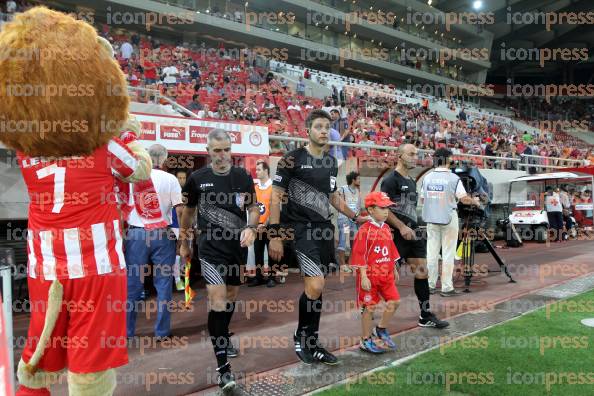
[268,135,588,171]
[521,153,587,166]
[128,86,200,118]
[1,250,15,392]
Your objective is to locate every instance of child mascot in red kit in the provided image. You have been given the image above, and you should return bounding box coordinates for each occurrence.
[0,7,152,395]
[350,192,401,354]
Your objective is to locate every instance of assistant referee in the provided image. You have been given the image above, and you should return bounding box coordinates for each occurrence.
[269,109,365,365]
[380,143,449,328]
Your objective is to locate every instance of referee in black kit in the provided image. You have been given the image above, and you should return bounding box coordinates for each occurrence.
[269,109,365,365]
[179,129,259,390]
[380,143,449,328]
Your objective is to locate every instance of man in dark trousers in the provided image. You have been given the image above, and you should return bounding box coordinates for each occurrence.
[247,160,277,287]
[179,129,259,390]
[380,143,449,328]
[269,109,366,365]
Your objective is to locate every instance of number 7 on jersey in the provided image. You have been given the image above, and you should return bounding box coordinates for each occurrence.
[36,164,66,213]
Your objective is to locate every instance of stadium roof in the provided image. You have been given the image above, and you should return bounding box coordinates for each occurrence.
[433,0,594,83]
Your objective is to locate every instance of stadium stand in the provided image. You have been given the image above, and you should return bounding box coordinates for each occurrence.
[98,27,593,169]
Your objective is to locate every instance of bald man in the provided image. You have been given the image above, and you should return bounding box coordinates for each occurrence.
[380,144,449,328]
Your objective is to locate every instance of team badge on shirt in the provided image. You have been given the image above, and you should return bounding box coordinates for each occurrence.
[330,176,336,190]
[235,193,245,208]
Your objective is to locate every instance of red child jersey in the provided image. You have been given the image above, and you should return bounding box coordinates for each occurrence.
[350,220,400,277]
[18,138,139,280]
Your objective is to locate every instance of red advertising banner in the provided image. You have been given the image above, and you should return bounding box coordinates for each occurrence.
[189,127,242,144]
[189,126,209,144]
[132,113,269,155]
[139,121,157,140]
[160,125,186,140]
[229,131,242,144]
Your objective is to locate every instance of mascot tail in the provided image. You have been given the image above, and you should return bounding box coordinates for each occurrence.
[24,280,63,374]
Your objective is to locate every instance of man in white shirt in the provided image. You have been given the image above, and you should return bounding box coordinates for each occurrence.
[287,100,301,111]
[120,40,133,59]
[162,64,179,85]
[125,144,183,339]
[198,104,215,119]
[545,187,564,242]
[421,148,479,297]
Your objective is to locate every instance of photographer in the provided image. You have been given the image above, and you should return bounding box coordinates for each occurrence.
[421,148,480,297]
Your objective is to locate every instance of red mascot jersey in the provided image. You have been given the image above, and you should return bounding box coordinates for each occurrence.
[350,220,400,277]
[18,138,138,280]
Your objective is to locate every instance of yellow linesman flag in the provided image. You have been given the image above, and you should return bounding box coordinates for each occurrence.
[456,242,472,260]
[184,257,196,308]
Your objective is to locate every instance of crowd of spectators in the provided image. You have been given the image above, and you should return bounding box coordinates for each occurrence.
[5,2,592,166]
[97,28,594,170]
[495,96,594,132]
[297,90,593,169]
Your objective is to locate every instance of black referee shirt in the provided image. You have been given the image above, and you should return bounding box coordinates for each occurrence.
[380,169,419,228]
[183,166,256,233]
[273,147,338,224]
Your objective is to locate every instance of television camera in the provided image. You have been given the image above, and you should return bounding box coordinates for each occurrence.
[451,162,515,290]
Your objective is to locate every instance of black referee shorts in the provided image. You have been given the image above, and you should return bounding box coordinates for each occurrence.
[290,222,336,277]
[393,227,427,259]
[198,232,247,286]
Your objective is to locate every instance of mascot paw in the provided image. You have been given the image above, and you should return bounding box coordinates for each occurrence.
[68,369,117,396]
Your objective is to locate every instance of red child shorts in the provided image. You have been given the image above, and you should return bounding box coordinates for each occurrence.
[356,273,400,307]
[21,268,128,373]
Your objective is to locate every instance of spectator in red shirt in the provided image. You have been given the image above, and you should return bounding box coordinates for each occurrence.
[127,70,139,87]
[142,57,158,85]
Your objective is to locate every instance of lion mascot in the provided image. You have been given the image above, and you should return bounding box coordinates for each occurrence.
[0,7,152,395]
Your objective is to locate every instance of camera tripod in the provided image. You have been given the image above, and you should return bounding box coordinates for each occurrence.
[459,211,516,292]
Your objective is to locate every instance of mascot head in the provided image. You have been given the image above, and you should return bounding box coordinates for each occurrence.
[0,6,129,157]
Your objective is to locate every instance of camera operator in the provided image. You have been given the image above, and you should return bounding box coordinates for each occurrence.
[421,148,480,297]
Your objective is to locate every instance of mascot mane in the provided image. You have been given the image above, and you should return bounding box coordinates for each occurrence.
[0,6,129,157]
